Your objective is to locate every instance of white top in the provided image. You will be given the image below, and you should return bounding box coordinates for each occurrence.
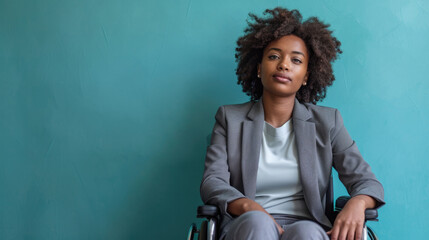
[255,119,312,218]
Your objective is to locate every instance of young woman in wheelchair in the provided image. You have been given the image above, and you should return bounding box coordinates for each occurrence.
[200,7,384,240]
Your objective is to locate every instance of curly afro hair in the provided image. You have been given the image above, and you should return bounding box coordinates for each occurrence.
[235,7,342,104]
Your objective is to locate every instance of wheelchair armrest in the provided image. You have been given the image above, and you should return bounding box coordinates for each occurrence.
[335,196,378,221]
[197,205,219,219]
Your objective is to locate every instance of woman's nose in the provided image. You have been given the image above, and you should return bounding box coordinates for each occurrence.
[277,60,289,71]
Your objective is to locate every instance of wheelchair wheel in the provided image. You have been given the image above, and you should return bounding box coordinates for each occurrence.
[367,226,379,240]
[198,221,208,240]
[187,223,197,240]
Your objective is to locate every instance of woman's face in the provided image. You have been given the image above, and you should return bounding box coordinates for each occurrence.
[258,35,309,99]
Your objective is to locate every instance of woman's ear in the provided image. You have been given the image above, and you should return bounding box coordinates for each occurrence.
[303,72,309,86]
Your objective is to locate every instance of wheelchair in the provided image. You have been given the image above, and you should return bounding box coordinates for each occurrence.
[187,175,379,240]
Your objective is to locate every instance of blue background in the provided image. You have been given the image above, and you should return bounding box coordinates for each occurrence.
[1,0,428,239]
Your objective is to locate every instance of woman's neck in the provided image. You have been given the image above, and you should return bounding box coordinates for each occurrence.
[262,94,295,128]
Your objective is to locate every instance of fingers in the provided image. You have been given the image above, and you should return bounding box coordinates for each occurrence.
[339,223,350,240]
[327,221,339,240]
[275,221,284,235]
[328,221,364,240]
[355,223,363,240]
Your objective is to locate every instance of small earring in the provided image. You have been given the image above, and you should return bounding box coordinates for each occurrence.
[303,82,307,86]
[257,73,261,78]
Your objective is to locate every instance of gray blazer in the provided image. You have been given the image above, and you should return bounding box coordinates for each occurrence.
[200,99,384,233]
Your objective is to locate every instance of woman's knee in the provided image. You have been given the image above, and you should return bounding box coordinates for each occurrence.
[234,211,276,231]
[225,211,278,240]
[282,220,329,240]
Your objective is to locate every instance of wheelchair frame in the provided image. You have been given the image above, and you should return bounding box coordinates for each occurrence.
[188,175,379,240]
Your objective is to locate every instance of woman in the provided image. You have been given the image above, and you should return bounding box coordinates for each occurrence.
[200,7,384,240]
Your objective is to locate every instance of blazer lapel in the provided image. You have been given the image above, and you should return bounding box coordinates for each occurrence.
[241,101,264,199]
[293,100,329,226]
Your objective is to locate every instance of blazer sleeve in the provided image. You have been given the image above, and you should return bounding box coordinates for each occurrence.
[200,106,246,217]
[331,109,385,208]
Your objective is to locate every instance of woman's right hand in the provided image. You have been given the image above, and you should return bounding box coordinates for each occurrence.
[227,198,284,236]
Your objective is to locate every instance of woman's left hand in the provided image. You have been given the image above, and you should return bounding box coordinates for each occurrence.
[327,195,375,240]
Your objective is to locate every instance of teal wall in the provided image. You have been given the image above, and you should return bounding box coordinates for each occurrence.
[1,0,428,239]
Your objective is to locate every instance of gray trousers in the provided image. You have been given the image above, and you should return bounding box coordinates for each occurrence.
[224,211,329,240]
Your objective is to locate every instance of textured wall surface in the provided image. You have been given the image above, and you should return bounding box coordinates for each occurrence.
[1,0,428,239]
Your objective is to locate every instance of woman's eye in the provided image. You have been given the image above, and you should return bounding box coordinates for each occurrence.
[268,55,280,60]
[292,58,302,64]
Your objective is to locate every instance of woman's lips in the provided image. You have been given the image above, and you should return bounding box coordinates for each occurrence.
[273,74,292,83]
